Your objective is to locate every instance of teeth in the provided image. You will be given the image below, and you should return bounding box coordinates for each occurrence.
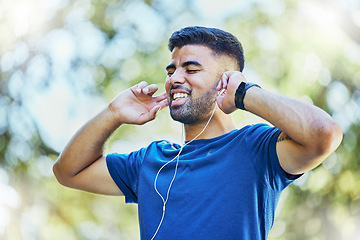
[173,93,189,100]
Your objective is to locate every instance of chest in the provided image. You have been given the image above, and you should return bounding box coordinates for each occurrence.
[138,147,259,205]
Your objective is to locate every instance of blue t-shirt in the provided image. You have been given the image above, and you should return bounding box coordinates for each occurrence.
[107,124,300,240]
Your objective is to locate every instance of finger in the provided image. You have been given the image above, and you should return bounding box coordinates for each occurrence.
[136,81,148,93]
[216,94,235,115]
[147,105,162,121]
[217,80,222,91]
[218,88,226,97]
[143,84,159,96]
[216,95,224,109]
[153,92,168,102]
[157,98,169,109]
[130,81,147,94]
[222,72,231,89]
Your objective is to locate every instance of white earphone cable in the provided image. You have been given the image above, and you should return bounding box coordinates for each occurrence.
[151,100,218,240]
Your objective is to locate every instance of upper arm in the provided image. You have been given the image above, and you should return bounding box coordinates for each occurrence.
[54,155,123,196]
[276,132,328,175]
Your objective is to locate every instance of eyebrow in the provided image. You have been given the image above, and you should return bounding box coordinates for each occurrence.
[166,63,175,71]
[166,61,202,71]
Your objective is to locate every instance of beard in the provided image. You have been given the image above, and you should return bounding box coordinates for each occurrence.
[169,84,218,124]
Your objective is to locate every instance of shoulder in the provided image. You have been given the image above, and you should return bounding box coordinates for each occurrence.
[242,123,278,132]
[149,140,181,150]
[237,123,280,139]
[144,140,182,157]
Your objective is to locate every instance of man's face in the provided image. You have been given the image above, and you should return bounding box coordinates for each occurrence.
[165,45,225,124]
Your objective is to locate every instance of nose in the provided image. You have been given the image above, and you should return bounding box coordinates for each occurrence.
[168,69,185,86]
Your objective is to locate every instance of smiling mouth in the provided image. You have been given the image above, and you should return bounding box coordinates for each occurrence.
[173,92,189,101]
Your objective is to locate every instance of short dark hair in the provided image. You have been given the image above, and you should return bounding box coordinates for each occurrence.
[168,26,245,72]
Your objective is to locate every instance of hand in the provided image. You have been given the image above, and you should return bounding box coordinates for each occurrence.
[108,81,168,125]
[216,71,247,114]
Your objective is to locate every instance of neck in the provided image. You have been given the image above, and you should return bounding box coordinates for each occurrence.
[183,109,236,141]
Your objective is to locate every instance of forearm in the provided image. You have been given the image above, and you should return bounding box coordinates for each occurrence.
[53,107,121,181]
[218,71,342,173]
[244,87,342,152]
[52,82,166,194]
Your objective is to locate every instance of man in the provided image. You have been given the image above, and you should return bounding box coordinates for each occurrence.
[53,26,343,239]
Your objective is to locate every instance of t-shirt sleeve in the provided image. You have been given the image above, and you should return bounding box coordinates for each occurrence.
[106,149,145,203]
[247,124,302,191]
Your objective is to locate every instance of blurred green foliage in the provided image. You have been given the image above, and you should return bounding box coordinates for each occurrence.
[0,0,359,239]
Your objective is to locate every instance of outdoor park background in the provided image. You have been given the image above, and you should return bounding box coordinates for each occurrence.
[0,0,359,239]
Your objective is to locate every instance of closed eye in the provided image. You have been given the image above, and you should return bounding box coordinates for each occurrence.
[167,70,175,76]
[186,69,199,74]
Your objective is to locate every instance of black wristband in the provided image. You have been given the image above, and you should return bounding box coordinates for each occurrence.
[235,82,261,110]
[235,82,246,110]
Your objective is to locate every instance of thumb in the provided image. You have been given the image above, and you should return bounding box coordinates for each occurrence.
[216,95,224,110]
[136,105,161,125]
[216,94,236,115]
[148,105,162,120]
